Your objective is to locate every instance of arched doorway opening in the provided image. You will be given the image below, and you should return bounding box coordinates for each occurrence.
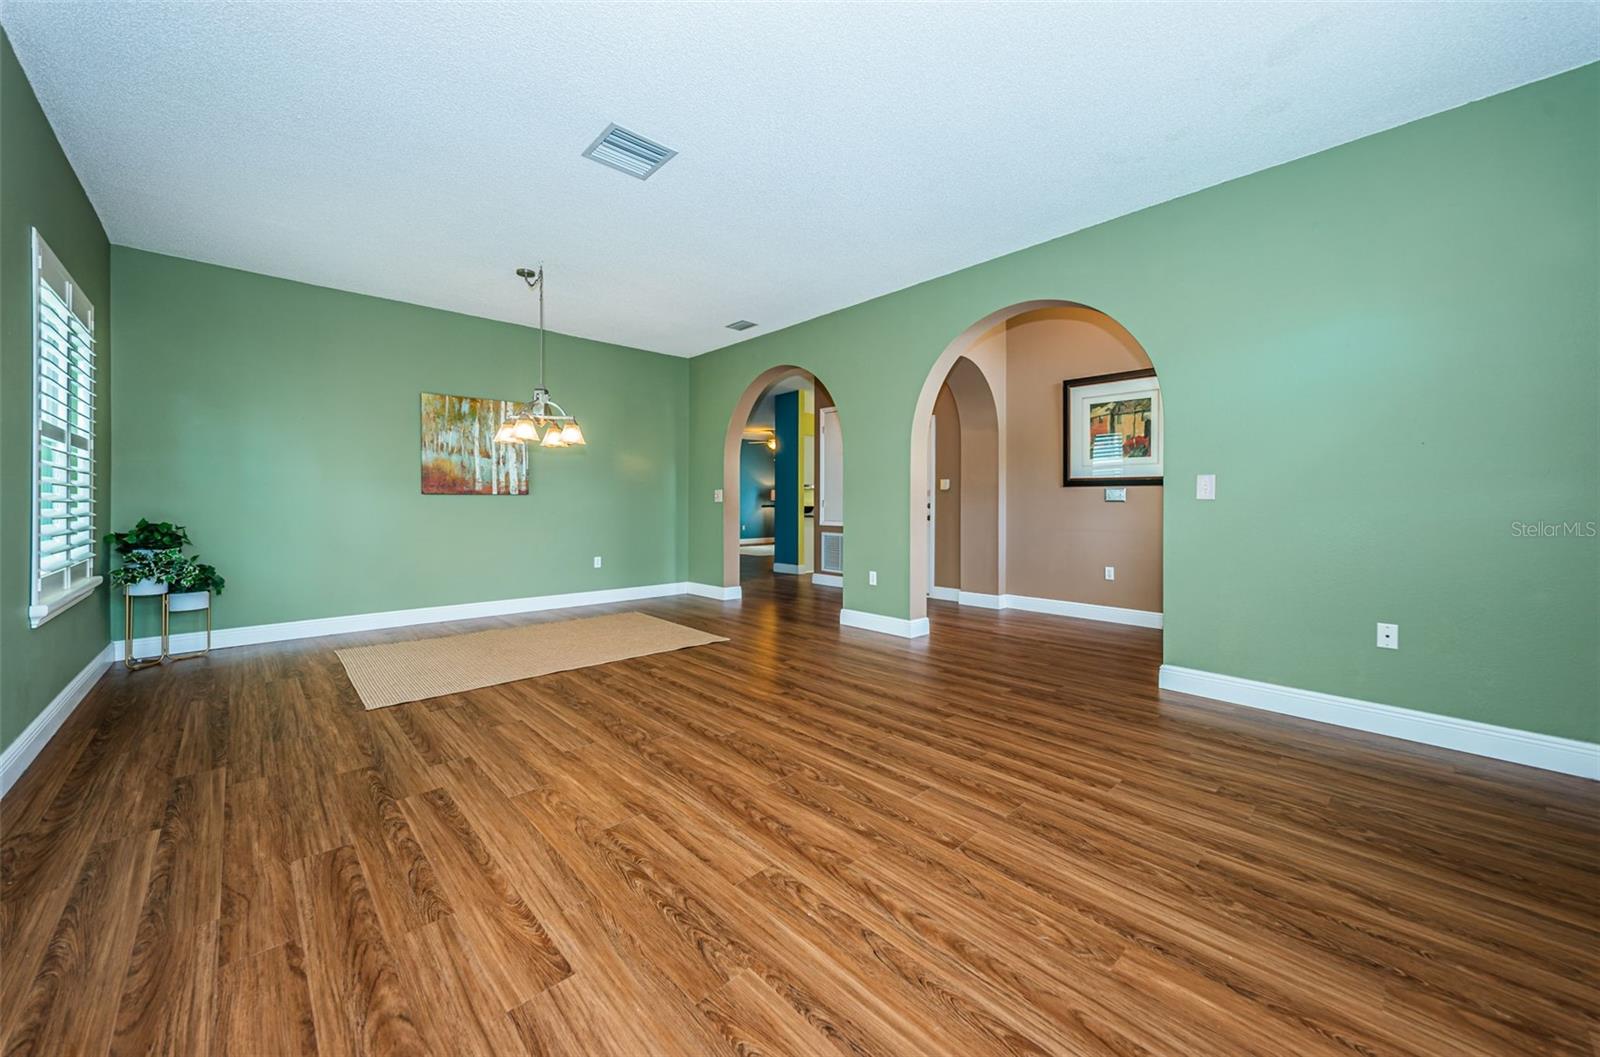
[910,301,1163,628]
[926,355,1002,606]
[721,366,844,599]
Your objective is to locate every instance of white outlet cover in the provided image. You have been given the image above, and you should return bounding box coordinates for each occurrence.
[713,488,724,503]
[939,478,951,491]
[1104,566,1116,581]
[1196,474,1216,500]
[593,556,603,568]
[1376,622,1399,649]
[868,570,878,586]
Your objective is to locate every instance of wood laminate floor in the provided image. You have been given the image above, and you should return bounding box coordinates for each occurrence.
[2,561,1596,1056]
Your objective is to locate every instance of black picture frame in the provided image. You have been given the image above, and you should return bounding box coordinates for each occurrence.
[1063,368,1163,487]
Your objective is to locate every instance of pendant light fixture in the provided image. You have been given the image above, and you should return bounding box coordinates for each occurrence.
[494,265,586,448]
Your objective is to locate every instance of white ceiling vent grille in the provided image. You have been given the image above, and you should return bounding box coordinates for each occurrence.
[582,123,677,180]
[726,320,757,331]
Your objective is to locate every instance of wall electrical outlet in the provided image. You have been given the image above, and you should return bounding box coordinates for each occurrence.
[593,556,603,569]
[1376,622,1399,650]
[939,478,951,491]
[713,489,724,503]
[868,570,878,586]
[1196,474,1217,501]
[1104,566,1116,581]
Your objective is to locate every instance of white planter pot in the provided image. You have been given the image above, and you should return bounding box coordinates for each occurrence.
[126,579,169,597]
[167,590,211,612]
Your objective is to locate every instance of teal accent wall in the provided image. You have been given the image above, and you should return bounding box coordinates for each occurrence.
[687,65,1599,742]
[110,247,689,636]
[0,31,113,754]
[738,440,773,540]
[773,390,800,565]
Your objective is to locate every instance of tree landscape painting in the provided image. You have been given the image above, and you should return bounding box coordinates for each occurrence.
[420,392,528,495]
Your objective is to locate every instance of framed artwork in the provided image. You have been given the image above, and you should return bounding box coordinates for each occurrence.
[420,392,528,495]
[1063,369,1163,486]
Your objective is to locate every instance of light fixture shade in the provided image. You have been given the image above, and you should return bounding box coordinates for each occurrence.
[540,426,567,448]
[512,417,539,441]
[493,420,521,444]
[560,421,585,446]
[766,436,776,451]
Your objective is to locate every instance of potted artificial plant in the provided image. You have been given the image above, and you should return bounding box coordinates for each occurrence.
[109,547,185,596]
[168,559,225,612]
[105,519,194,596]
[106,519,192,558]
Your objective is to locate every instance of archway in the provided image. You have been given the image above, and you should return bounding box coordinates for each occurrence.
[909,299,1162,624]
[927,355,1002,605]
[721,366,843,593]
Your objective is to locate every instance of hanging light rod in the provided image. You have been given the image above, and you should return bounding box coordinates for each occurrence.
[494,264,586,448]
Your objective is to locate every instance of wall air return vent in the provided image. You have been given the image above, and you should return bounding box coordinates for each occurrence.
[582,123,677,180]
[820,531,844,575]
[726,320,758,331]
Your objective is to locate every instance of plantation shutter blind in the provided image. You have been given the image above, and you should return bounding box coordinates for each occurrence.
[30,231,99,627]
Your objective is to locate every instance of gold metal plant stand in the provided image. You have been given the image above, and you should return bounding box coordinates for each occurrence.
[122,591,213,669]
[165,596,212,662]
[122,590,166,670]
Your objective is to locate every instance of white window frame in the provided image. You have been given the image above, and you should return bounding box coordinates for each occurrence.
[28,230,101,628]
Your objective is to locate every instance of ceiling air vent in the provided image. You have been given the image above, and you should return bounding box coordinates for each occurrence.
[726,320,758,331]
[582,123,677,180]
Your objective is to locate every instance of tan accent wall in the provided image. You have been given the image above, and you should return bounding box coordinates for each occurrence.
[931,384,962,589]
[950,357,1001,596]
[1004,307,1162,613]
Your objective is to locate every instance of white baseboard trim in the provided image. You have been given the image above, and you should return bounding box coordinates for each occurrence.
[925,588,1162,628]
[1,643,114,797]
[114,581,741,661]
[811,573,843,589]
[683,582,743,602]
[1001,593,1163,629]
[839,608,930,639]
[1159,664,1599,780]
[772,562,808,575]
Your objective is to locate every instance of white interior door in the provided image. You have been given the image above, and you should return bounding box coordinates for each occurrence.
[819,407,844,525]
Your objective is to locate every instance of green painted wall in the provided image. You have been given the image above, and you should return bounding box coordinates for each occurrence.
[111,248,689,636]
[687,64,1599,742]
[0,31,113,753]
[12,56,1592,760]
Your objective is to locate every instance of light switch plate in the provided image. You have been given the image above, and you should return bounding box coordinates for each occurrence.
[1104,566,1115,581]
[939,478,951,491]
[713,488,724,503]
[868,570,878,586]
[1196,474,1216,501]
[1376,622,1399,649]
[593,556,602,569]
[1104,487,1127,502]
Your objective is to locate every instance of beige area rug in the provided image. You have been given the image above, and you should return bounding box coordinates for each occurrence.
[335,611,727,710]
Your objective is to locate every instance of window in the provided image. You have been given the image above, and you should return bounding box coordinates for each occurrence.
[29,231,100,628]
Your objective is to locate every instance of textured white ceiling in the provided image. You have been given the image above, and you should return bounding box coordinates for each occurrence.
[4,2,1595,357]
